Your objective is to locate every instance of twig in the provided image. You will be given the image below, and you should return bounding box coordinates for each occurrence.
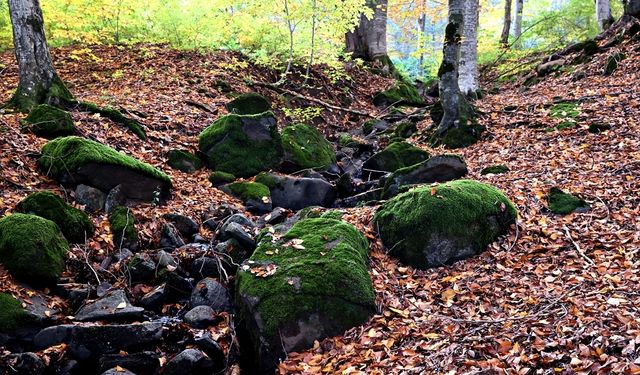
[562,225,595,267]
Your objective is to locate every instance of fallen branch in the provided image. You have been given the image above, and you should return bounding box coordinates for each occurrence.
[185,100,217,114]
[563,225,595,267]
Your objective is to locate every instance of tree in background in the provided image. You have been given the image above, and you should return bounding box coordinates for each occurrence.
[459,0,479,96]
[624,0,640,17]
[500,0,512,48]
[5,0,72,112]
[596,0,614,31]
[346,0,395,75]
[513,0,524,48]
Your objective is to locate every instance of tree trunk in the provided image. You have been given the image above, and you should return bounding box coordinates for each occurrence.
[596,0,613,31]
[459,0,479,96]
[513,0,524,48]
[346,0,394,75]
[625,0,640,17]
[500,0,512,48]
[6,0,72,112]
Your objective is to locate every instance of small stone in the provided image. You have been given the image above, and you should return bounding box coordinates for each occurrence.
[159,223,185,250]
[8,352,45,375]
[75,184,105,213]
[221,222,255,250]
[138,284,166,311]
[163,213,199,239]
[101,368,136,375]
[75,290,144,322]
[190,278,232,312]
[104,185,126,213]
[164,349,215,375]
[98,351,159,374]
[194,333,226,373]
[184,305,219,328]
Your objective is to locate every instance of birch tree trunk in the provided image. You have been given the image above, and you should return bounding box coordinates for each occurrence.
[459,0,479,96]
[500,0,512,48]
[625,0,640,17]
[513,0,524,48]
[346,0,394,75]
[596,0,613,31]
[6,0,72,112]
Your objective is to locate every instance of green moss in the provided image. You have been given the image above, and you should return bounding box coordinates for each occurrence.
[604,52,626,76]
[226,93,271,115]
[109,206,138,250]
[320,210,344,220]
[375,180,517,269]
[373,82,423,107]
[281,124,335,172]
[209,171,236,185]
[364,142,429,173]
[236,218,375,337]
[550,103,579,119]
[224,182,270,201]
[0,293,33,331]
[338,134,354,147]
[76,101,146,140]
[254,172,277,189]
[0,213,69,283]
[394,121,417,138]
[22,104,75,138]
[432,121,485,149]
[38,136,171,186]
[7,74,73,113]
[547,187,588,214]
[198,113,283,178]
[167,149,202,173]
[15,191,94,243]
[480,165,510,175]
[362,119,379,134]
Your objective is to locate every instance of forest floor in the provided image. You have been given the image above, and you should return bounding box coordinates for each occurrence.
[0,37,639,374]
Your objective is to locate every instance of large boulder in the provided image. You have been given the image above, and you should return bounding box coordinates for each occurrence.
[382,155,468,198]
[15,191,94,243]
[363,142,429,174]
[280,124,335,172]
[256,173,336,210]
[375,180,517,269]
[22,104,75,138]
[198,113,283,178]
[0,214,69,284]
[226,93,271,115]
[38,136,172,202]
[236,217,375,374]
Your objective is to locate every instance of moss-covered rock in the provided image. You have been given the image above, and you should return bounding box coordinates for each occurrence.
[0,213,69,284]
[547,187,589,214]
[236,217,375,373]
[0,293,34,332]
[220,182,272,214]
[382,155,468,198]
[22,104,75,138]
[375,180,517,269]
[38,136,172,202]
[373,82,423,108]
[226,93,271,115]
[166,149,202,173]
[208,171,236,186]
[363,142,429,174]
[394,121,418,138]
[15,191,94,243]
[109,206,138,251]
[198,113,283,178]
[480,165,510,175]
[280,124,336,172]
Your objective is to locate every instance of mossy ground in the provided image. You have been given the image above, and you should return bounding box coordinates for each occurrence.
[22,104,75,138]
[226,93,271,115]
[166,149,202,173]
[224,182,270,201]
[281,124,336,171]
[209,171,236,185]
[0,293,33,332]
[375,180,517,268]
[0,213,69,283]
[109,206,138,250]
[16,191,94,243]
[547,187,589,214]
[480,165,510,175]
[236,218,375,337]
[38,136,171,186]
[364,142,429,173]
[198,113,283,178]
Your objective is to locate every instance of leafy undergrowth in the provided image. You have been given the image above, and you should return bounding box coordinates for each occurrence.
[0,39,639,374]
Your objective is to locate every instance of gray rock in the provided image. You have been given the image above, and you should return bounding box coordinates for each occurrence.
[98,351,159,374]
[194,333,226,373]
[184,305,218,328]
[7,352,45,375]
[265,174,336,210]
[162,213,199,239]
[157,250,178,268]
[138,284,166,311]
[128,255,156,283]
[75,290,144,322]
[101,368,136,375]
[263,207,288,225]
[159,223,185,250]
[221,222,255,250]
[382,155,468,198]
[220,213,255,234]
[190,278,232,312]
[104,185,126,213]
[164,349,215,375]
[75,184,105,213]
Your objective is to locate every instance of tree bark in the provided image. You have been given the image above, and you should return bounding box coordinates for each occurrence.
[6,0,72,112]
[513,0,524,48]
[346,0,394,75]
[500,0,512,48]
[625,0,640,17]
[459,0,479,96]
[596,0,613,31]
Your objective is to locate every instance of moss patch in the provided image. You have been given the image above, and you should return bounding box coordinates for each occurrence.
[375,180,517,269]
[550,103,579,119]
[109,206,138,250]
[223,182,270,201]
[167,149,202,173]
[254,172,278,189]
[480,165,510,175]
[76,101,146,140]
[373,82,423,107]
[38,136,171,186]
[209,171,236,185]
[281,124,335,172]
[363,142,429,173]
[198,113,283,178]
[226,93,271,115]
[16,191,94,243]
[22,104,75,138]
[0,293,33,332]
[604,52,626,76]
[547,187,589,214]
[394,121,417,138]
[0,213,69,283]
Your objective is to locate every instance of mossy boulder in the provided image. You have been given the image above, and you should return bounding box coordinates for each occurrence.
[363,142,429,174]
[236,217,375,374]
[166,149,202,173]
[0,213,69,284]
[280,124,336,172]
[38,136,172,202]
[547,187,589,214]
[208,171,236,186]
[220,182,272,214]
[0,293,34,332]
[109,206,138,251]
[22,104,75,138]
[226,93,271,115]
[198,113,283,178]
[15,191,94,243]
[373,82,423,108]
[375,180,517,269]
[480,165,510,175]
[382,155,468,198]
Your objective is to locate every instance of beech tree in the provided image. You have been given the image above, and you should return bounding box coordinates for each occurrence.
[596,0,614,31]
[459,0,479,96]
[5,0,72,112]
[346,0,394,74]
[513,0,523,48]
[500,0,512,48]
